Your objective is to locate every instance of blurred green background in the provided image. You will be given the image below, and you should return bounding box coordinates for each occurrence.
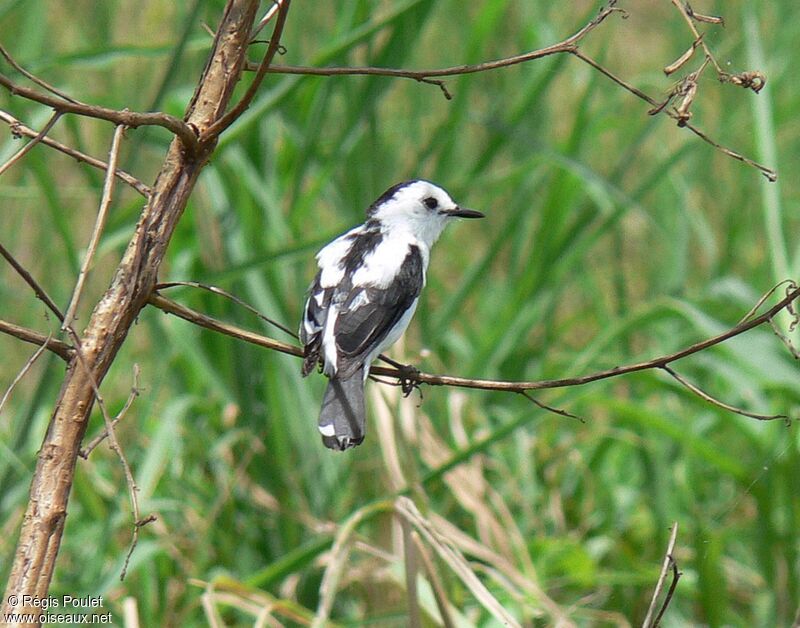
[1,0,799,625]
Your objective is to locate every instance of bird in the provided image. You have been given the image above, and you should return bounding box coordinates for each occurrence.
[299,179,484,450]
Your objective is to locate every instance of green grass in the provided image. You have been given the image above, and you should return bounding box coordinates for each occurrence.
[1,0,799,625]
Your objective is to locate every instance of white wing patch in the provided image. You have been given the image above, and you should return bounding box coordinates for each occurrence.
[316,227,361,288]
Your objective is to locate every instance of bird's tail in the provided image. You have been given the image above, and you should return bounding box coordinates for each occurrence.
[318,367,366,450]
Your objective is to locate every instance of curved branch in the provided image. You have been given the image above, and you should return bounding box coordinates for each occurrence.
[258,0,776,181]
[0,70,199,153]
[389,286,800,392]
[147,285,800,413]
[259,1,622,81]
[0,319,73,361]
[0,110,150,196]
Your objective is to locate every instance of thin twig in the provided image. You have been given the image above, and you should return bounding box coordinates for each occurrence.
[0,334,52,416]
[642,522,680,628]
[570,49,776,181]
[0,70,198,152]
[258,1,775,180]
[0,110,62,177]
[64,330,150,581]
[79,364,141,459]
[0,240,64,321]
[669,0,723,74]
[259,1,622,82]
[654,556,681,628]
[738,280,796,324]
[149,292,302,357]
[770,318,800,360]
[155,280,297,338]
[519,391,585,423]
[200,0,292,142]
[682,120,777,182]
[0,318,72,361]
[0,43,81,104]
[0,110,150,196]
[62,124,126,330]
[661,365,787,421]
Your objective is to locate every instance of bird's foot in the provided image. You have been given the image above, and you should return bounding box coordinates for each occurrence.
[397,363,421,398]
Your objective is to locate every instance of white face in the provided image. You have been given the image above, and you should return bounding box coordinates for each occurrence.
[370,180,458,245]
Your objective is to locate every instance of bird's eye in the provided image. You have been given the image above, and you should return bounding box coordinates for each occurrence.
[423,197,439,210]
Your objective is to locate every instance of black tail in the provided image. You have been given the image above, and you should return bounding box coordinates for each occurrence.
[318,367,366,450]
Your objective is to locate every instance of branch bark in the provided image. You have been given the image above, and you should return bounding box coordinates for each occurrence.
[2,1,267,622]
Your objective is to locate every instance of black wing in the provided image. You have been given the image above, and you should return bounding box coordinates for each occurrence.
[333,245,424,378]
[300,270,331,376]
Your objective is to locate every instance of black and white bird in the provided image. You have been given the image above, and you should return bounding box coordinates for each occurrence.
[300,180,484,450]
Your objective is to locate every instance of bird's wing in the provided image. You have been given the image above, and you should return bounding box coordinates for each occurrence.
[300,270,330,376]
[333,245,424,378]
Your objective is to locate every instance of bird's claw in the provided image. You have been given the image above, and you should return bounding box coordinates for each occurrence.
[397,364,421,397]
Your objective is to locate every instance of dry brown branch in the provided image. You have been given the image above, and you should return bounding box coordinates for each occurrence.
[0,110,150,196]
[155,280,296,338]
[149,292,301,356]
[258,0,623,101]
[62,124,126,330]
[0,319,72,361]
[0,110,62,176]
[259,1,776,180]
[149,284,800,420]
[0,69,198,152]
[3,0,277,618]
[642,522,681,628]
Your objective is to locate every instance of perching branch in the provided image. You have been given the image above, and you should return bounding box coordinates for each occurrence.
[147,283,800,423]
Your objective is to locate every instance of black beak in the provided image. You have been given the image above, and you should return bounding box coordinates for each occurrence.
[442,206,485,219]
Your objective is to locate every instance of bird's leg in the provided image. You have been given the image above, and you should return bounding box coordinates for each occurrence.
[378,354,421,397]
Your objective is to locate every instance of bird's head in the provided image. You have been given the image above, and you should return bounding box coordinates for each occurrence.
[367,180,484,247]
